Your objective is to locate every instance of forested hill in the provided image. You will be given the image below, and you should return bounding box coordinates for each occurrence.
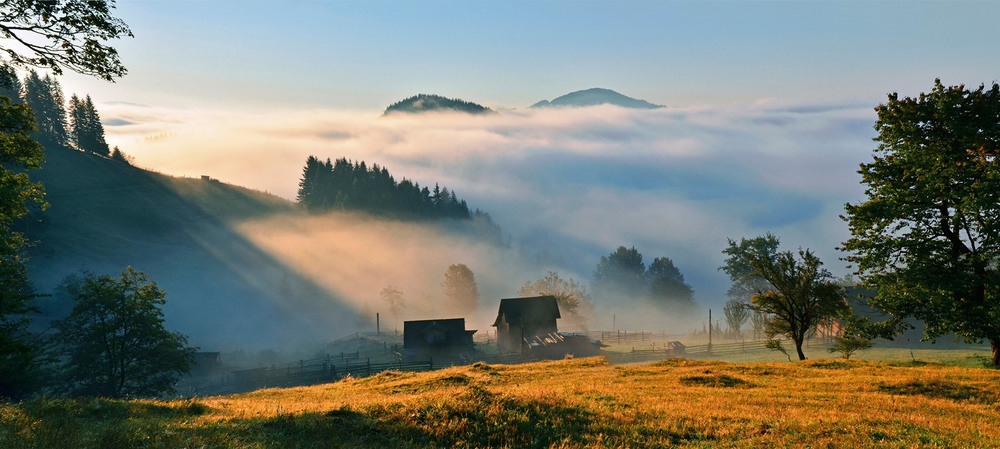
[383,94,494,115]
[531,88,663,109]
[296,156,503,241]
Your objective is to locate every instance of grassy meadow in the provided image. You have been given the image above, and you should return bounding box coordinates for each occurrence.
[4,353,1000,448]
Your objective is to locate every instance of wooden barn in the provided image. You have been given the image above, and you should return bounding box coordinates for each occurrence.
[403,318,477,359]
[492,295,561,353]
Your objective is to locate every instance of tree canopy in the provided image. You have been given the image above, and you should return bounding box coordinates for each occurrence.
[592,246,695,308]
[22,70,68,146]
[298,156,475,219]
[69,93,110,155]
[841,79,1000,365]
[0,0,132,81]
[442,263,479,317]
[519,271,593,326]
[53,267,196,398]
[722,236,846,360]
[0,93,46,399]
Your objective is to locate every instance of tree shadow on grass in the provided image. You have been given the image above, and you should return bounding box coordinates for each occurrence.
[245,386,600,448]
[877,378,997,404]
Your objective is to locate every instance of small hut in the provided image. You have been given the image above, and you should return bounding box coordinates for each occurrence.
[403,318,476,359]
[492,295,561,353]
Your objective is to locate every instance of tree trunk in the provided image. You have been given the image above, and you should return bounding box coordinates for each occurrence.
[991,338,1000,367]
[794,337,807,361]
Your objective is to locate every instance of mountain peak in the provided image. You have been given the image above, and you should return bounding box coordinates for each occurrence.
[383,94,494,116]
[531,88,663,109]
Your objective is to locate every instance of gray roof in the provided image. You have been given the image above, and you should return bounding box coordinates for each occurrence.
[492,296,561,326]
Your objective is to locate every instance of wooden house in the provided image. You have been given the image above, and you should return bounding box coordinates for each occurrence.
[492,295,561,353]
[403,318,476,359]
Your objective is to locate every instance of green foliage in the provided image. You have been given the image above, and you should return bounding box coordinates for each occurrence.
[53,267,196,398]
[0,64,21,101]
[441,263,479,316]
[0,0,132,81]
[647,256,695,306]
[383,94,494,115]
[0,94,47,399]
[296,156,500,238]
[592,246,695,308]
[723,236,847,360]
[109,145,131,164]
[841,79,1000,365]
[719,232,779,302]
[519,271,593,325]
[69,94,110,155]
[827,309,874,360]
[764,339,791,362]
[21,70,69,146]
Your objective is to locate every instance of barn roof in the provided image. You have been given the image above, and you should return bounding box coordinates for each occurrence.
[492,295,561,326]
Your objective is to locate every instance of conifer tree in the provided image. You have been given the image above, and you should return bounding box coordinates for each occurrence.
[0,64,21,102]
[22,71,68,145]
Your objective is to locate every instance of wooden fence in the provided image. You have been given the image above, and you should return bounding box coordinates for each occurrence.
[181,335,778,397]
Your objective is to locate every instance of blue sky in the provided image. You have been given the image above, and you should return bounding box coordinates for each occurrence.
[62,1,1000,110]
[36,1,1000,322]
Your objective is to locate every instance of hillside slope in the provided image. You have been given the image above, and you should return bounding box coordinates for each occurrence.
[22,146,363,350]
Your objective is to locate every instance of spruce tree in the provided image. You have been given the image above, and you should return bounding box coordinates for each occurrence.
[0,64,21,102]
[22,71,68,145]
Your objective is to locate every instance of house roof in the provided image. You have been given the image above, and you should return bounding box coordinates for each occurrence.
[492,295,561,327]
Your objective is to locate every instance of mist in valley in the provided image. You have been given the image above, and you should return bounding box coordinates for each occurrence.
[22,100,880,364]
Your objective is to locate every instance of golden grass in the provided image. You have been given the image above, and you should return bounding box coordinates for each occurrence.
[4,357,1000,448]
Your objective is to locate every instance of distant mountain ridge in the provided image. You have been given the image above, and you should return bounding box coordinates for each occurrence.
[531,88,663,109]
[383,94,494,115]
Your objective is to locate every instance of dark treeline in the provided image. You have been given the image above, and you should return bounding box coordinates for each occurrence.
[297,156,500,230]
[383,94,494,115]
[1,66,123,159]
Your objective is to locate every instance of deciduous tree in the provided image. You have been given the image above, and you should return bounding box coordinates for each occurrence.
[842,79,1000,365]
[722,236,847,360]
[0,0,132,81]
[0,93,46,399]
[519,271,593,325]
[54,267,196,398]
[442,263,479,316]
[723,299,750,341]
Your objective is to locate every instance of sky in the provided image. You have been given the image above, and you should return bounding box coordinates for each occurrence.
[29,1,1000,318]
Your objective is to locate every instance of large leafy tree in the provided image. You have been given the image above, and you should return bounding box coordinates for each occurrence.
[842,79,1000,365]
[722,236,847,360]
[0,93,46,398]
[441,263,480,317]
[0,0,132,81]
[54,267,196,398]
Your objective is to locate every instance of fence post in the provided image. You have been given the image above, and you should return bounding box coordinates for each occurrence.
[429,357,433,371]
[366,357,371,377]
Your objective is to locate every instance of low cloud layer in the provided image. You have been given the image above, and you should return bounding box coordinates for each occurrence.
[99,101,876,320]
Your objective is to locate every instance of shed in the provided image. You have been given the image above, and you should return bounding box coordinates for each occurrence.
[492,295,561,353]
[403,318,476,359]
